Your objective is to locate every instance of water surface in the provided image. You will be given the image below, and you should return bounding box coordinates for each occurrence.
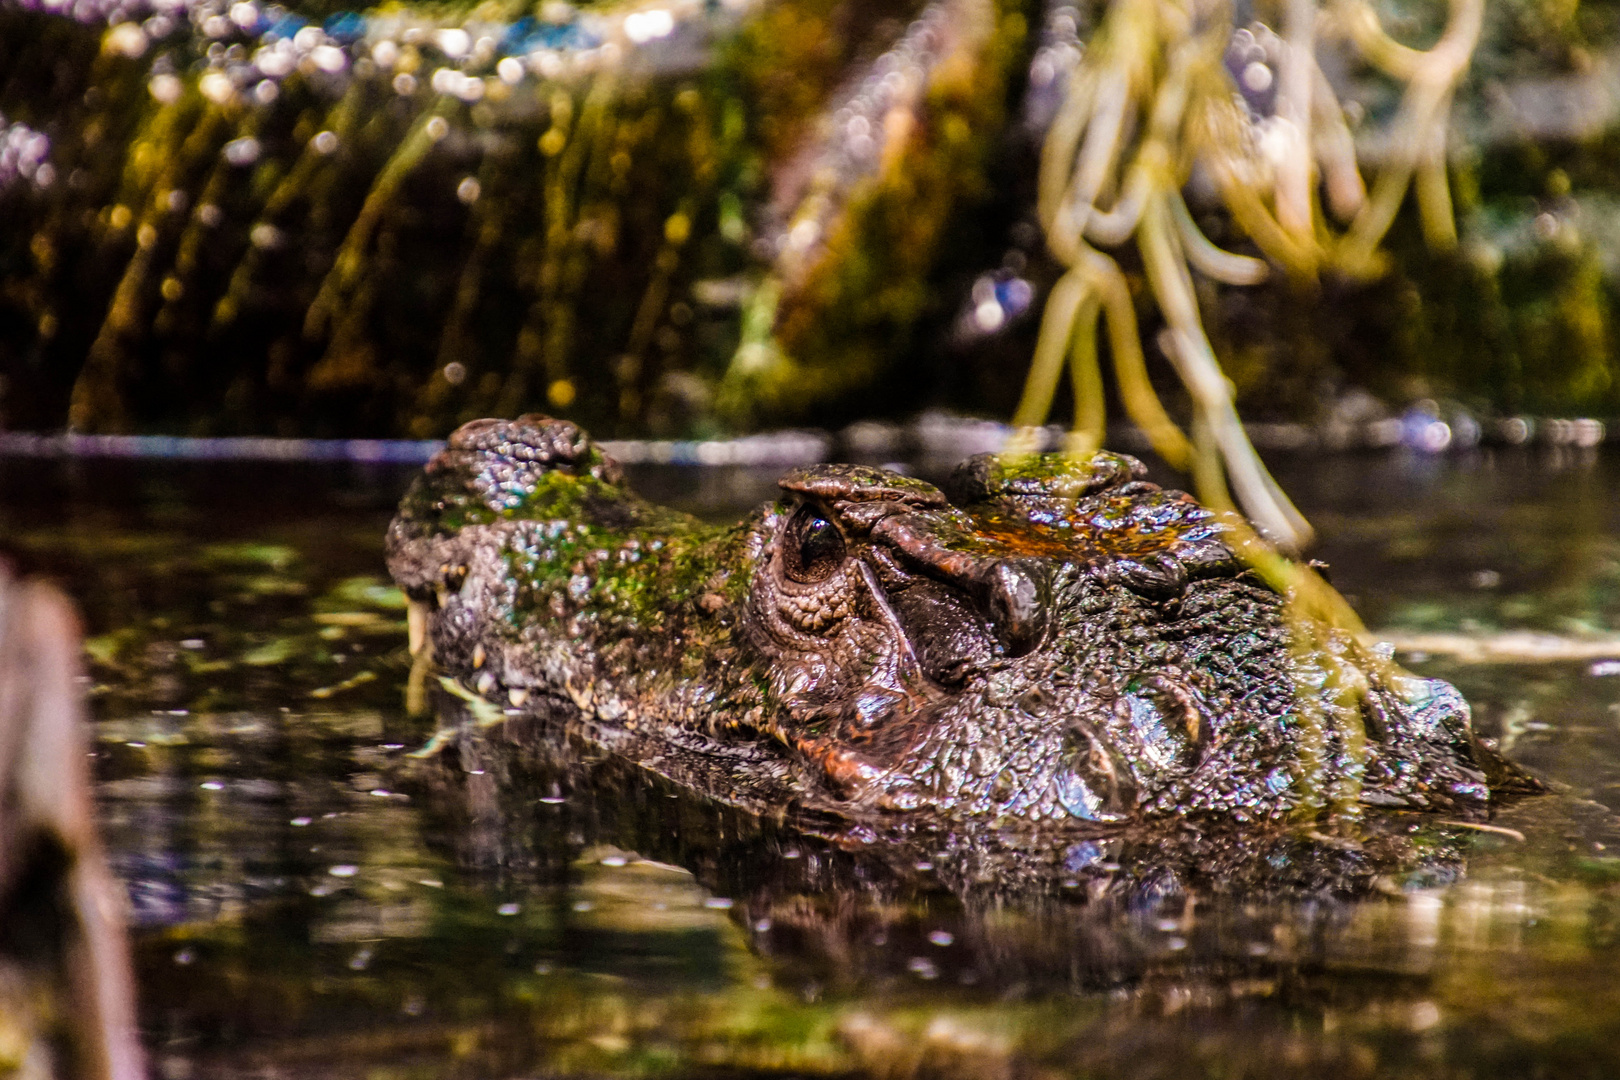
[3,446,1619,1079]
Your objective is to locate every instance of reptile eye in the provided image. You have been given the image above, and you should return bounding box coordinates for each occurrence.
[783,505,845,584]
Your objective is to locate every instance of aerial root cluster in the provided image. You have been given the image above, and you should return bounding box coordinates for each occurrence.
[1015,0,1481,808]
[1016,0,1483,554]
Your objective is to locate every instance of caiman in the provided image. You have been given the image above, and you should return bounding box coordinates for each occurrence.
[387,414,1529,826]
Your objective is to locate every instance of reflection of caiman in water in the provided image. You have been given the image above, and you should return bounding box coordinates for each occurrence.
[387,414,1536,840]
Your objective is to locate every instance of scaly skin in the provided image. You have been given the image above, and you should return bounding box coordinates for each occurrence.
[387,415,1524,825]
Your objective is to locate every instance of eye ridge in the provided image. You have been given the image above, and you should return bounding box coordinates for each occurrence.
[783,504,845,584]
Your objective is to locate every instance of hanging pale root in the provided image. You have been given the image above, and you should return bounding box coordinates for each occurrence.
[1065,294,1106,456]
[1082,245,1194,471]
[1273,0,1318,241]
[1195,97,1321,277]
[1414,100,1458,249]
[1048,0,1164,244]
[1086,35,1196,246]
[1049,72,1134,260]
[1189,411,1230,516]
[1038,68,1098,227]
[1310,58,1367,221]
[1211,163,1320,276]
[1139,197,1313,549]
[1083,159,1152,245]
[1016,0,1483,639]
[304,103,450,339]
[1010,267,1091,453]
[1336,0,1482,267]
[1334,0,1425,79]
[1169,191,1268,286]
[1335,88,1442,271]
[1221,513,1366,630]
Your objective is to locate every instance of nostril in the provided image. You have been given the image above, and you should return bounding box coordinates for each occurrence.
[983,560,1049,657]
[1106,551,1187,601]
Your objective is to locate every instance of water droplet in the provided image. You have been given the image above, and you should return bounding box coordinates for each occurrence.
[106,22,148,58]
[223,137,261,166]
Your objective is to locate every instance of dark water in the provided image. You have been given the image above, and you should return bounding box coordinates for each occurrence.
[3,446,1620,1079]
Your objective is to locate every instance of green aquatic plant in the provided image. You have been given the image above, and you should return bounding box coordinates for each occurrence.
[9,0,1021,438]
[1016,0,1484,552]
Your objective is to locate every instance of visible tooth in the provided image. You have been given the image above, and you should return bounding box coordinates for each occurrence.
[407,600,430,657]
[508,687,529,707]
[472,643,486,669]
[476,671,496,696]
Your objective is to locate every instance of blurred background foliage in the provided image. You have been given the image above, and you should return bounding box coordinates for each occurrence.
[0,0,1613,439]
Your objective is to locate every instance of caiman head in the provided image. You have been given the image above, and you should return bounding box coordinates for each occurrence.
[386,415,1522,826]
[743,453,1502,823]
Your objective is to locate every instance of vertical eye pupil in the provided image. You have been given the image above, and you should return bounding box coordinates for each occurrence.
[784,506,845,583]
